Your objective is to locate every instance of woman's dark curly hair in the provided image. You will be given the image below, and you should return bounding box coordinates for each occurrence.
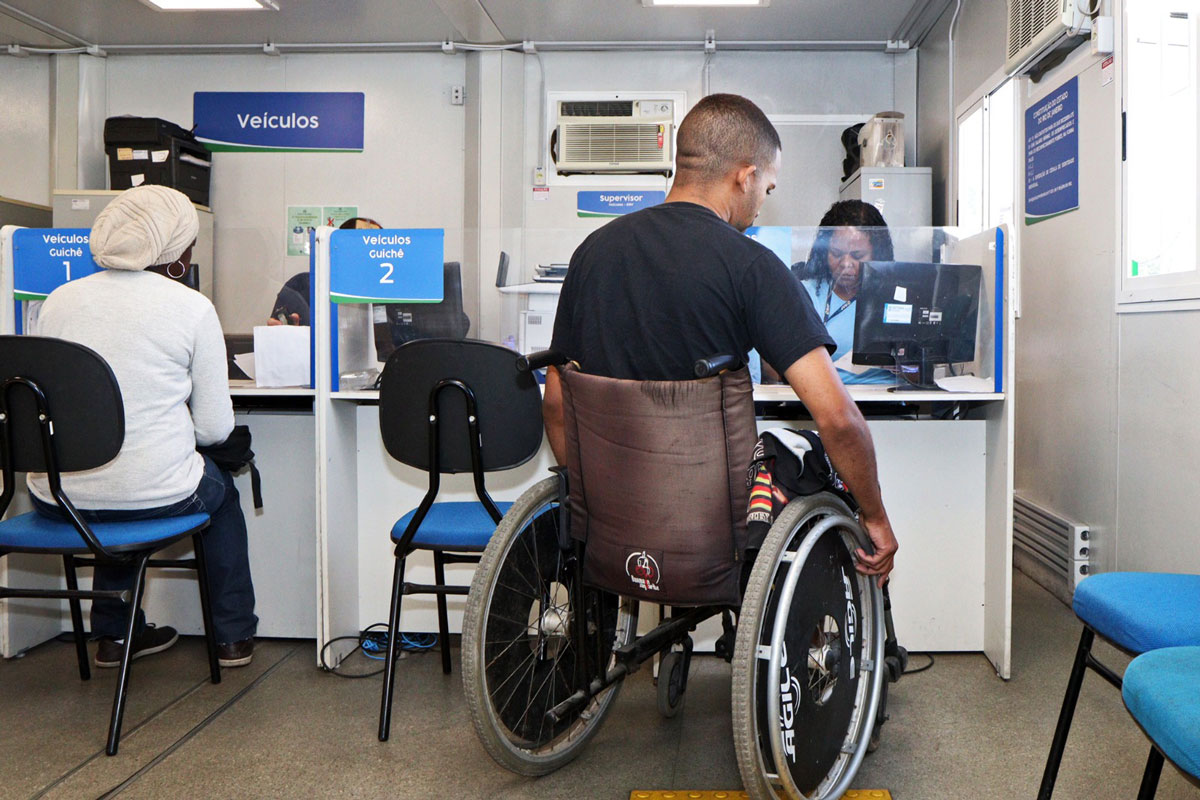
[794,200,894,292]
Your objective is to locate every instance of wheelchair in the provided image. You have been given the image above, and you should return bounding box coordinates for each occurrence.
[460,352,886,799]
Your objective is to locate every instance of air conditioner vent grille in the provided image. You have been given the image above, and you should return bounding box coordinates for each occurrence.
[560,101,635,118]
[561,124,665,164]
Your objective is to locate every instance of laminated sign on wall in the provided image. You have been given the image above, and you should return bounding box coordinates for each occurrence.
[1025,77,1079,225]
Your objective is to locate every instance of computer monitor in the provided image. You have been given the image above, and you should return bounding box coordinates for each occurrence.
[852,261,982,388]
[373,261,472,362]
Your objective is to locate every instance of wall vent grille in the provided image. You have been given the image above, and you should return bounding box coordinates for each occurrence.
[1013,493,1090,592]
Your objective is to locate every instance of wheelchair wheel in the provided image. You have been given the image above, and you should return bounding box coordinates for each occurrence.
[656,645,689,719]
[462,477,638,776]
[732,493,885,800]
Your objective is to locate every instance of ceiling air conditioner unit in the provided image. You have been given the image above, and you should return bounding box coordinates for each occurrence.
[554,99,674,177]
[1005,0,1093,76]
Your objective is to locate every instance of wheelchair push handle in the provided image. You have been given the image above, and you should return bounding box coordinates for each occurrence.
[517,349,568,373]
[694,354,741,378]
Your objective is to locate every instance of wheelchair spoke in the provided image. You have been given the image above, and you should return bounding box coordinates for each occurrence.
[494,648,541,718]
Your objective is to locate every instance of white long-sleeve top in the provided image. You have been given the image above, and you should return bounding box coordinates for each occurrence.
[27,270,235,510]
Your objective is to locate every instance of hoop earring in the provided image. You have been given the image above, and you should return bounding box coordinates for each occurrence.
[166,259,186,279]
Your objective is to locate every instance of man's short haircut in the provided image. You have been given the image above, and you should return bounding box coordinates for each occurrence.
[675,94,781,184]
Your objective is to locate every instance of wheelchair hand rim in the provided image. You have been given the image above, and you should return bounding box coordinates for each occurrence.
[763,514,886,799]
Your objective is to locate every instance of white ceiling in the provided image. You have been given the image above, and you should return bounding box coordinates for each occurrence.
[0,0,952,50]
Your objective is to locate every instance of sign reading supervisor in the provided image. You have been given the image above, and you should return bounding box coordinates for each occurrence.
[329,228,444,304]
[193,92,364,153]
[577,191,665,218]
[12,228,101,300]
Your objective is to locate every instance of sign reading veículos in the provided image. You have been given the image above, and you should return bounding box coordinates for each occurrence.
[193,92,364,153]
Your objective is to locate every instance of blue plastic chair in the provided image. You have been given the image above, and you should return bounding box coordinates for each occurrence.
[376,339,544,741]
[1122,646,1200,798]
[1039,572,1200,798]
[0,336,221,756]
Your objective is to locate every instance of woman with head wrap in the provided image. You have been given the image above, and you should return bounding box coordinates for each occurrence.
[793,200,896,385]
[27,185,257,668]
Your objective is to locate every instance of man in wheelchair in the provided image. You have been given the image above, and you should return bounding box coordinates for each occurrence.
[460,94,898,799]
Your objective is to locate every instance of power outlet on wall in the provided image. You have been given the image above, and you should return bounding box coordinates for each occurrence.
[450,85,465,105]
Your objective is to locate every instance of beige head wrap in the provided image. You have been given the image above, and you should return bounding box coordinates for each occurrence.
[89,185,199,271]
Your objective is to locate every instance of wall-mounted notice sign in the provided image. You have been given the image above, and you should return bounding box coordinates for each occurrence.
[1025,77,1079,225]
[194,92,364,153]
[577,191,665,218]
[12,228,101,300]
[329,228,443,304]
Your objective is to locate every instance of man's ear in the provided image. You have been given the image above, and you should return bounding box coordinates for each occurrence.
[734,163,757,193]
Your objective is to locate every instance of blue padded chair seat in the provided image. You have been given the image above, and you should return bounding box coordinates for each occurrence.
[1073,572,1200,653]
[0,511,210,554]
[1123,646,1200,780]
[391,501,513,550]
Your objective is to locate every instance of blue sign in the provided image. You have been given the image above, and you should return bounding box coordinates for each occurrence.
[329,228,444,304]
[12,228,101,300]
[577,191,665,218]
[193,92,364,153]
[745,225,792,266]
[1025,77,1079,225]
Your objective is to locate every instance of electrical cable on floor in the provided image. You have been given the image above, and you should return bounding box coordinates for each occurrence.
[903,652,935,675]
[318,623,439,678]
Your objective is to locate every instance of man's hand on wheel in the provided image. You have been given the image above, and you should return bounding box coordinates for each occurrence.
[855,515,898,588]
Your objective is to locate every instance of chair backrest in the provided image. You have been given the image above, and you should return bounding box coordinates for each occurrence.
[559,364,757,607]
[0,335,124,474]
[378,339,542,474]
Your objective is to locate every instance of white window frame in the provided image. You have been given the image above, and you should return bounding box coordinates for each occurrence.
[1119,1,1200,311]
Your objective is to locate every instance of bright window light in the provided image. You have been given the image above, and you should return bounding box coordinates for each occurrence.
[141,0,278,10]
[642,0,768,6]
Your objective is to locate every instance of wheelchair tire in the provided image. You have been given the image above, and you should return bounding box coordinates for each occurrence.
[462,477,638,776]
[656,649,687,718]
[731,493,885,800]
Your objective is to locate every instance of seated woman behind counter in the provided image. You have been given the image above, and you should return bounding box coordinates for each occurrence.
[792,200,896,386]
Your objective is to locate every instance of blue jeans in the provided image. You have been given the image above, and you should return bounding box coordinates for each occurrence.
[32,455,258,644]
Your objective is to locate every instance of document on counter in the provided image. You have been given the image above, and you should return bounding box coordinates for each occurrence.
[253,325,310,388]
[934,374,995,393]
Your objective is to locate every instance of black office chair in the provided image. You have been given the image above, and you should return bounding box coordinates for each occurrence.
[376,338,543,742]
[0,336,221,756]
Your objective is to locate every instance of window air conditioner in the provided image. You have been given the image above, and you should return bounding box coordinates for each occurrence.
[553,99,674,177]
[1005,0,1093,76]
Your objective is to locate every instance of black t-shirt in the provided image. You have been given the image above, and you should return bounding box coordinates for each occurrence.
[550,202,833,380]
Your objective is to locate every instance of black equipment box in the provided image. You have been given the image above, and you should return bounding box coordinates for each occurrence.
[104,116,212,206]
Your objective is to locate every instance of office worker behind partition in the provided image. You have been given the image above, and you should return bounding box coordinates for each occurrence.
[542,93,897,585]
[793,200,896,385]
[267,216,382,327]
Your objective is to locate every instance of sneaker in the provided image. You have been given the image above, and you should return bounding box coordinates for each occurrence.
[94,624,179,668]
[217,637,254,667]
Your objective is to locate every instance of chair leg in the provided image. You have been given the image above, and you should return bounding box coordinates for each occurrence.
[1038,627,1096,800]
[378,553,407,742]
[191,533,222,684]
[433,551,452,675]
[62,554,90,681]
[1137,747,1164,800]
[106,553,150,756]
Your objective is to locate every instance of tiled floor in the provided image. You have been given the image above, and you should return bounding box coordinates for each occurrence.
[3,571,1196,799]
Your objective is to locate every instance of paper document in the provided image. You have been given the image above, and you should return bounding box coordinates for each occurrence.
[233,352,256,381]
[934,374,994,393]
[253,325,310,388]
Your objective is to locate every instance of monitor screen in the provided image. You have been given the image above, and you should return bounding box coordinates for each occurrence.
[851,261,982,379]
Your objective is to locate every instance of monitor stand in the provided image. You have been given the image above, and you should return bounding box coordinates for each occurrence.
[887,343,945,392]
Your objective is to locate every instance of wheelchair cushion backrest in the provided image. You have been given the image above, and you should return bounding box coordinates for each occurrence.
[0,335,124,473]
[560,365,757,607]
[378,338,543,474]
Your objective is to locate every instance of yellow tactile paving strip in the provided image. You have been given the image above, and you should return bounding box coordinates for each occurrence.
[629,791,891,799]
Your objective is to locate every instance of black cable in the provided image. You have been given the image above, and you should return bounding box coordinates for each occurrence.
[903,652,935,675]
[318,623,438,679]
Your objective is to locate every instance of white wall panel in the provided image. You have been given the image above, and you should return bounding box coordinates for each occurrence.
[0,57,51,205]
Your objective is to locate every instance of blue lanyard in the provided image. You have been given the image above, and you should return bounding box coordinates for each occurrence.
[824,290,852,324]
